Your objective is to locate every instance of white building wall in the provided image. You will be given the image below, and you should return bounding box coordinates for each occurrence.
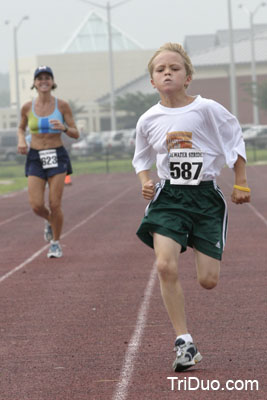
[9,50,154,113]
[0,108,17,129]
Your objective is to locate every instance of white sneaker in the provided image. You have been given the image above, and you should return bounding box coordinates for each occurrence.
[172,338,202,372]
[47,242,63,258]
[44,221,53,242]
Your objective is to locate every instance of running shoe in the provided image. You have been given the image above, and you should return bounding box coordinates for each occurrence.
[47,242,63,258]
[172,338,202,372]
[44,221,53,242]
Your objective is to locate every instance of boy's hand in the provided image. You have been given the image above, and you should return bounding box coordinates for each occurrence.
[231,187,251,204]
[142,180,155,200]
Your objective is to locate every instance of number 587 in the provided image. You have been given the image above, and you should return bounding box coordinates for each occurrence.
[170,161,202,180]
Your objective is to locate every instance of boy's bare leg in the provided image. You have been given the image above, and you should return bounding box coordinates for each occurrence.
[194,250,220,289]
[153,233,187,336]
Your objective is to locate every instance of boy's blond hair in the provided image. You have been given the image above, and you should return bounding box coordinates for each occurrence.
[148,43,194,80]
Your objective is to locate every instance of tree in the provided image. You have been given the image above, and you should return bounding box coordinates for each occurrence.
[100,92,160,129]
[115,91,160,121]
[68,99,86,118]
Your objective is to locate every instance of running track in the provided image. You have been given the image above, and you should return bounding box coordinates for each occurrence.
[0,165,266,400]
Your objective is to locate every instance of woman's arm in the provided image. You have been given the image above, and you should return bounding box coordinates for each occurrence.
[50,100,80,139]
[17,103,30,155]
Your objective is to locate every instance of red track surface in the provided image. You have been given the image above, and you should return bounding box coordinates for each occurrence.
[0,166,266,400]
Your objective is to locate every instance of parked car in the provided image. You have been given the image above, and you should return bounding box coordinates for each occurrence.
[123,129,136,156]
[101,129,137,157]
[71,133,103,158]
[0,129,22,162]
[101,130,127,157]
[243,125,267,148]
[241,124,253,134]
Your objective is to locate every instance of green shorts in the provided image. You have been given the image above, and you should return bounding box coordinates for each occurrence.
[136,180,228,260]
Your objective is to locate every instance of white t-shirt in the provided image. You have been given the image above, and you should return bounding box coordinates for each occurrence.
[132,95,246,181]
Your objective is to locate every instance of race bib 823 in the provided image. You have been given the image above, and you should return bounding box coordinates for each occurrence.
[38,149,58,169]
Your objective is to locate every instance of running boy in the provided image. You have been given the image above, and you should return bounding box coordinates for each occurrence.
[132,43,250,372]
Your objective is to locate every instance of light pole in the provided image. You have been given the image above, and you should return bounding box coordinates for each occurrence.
[227,0,238,117]
[6,16,29,125]
[81,0,131,132]
[238,1,267,125]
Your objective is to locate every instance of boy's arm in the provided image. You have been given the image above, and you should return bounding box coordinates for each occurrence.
[138,170,155,200]
[231,155,251,204]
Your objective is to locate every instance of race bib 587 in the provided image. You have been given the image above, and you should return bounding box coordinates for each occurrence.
[169,148,203,185]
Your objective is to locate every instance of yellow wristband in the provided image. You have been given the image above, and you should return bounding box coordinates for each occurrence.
[233,185,251,192]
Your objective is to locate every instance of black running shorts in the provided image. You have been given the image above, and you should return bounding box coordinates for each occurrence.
[25,146,72,180]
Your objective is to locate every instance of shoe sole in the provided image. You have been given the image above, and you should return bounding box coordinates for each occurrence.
[173,352,202,372]
[47,253,62,259]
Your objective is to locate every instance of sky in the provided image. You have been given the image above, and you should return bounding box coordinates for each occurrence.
[0,0,267,74]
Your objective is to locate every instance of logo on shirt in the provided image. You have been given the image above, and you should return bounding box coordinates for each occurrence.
[166,131,193,152]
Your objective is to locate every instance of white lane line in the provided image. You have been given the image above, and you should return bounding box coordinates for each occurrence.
[247,203,267,228]
[0,188,27,200]
[220,177,267,228]
[0,179,113,227]
[0,186,132,284]
[0,211,31,227]
[112,263,157,400]
[112,173,267,400]
[0,244,50,283]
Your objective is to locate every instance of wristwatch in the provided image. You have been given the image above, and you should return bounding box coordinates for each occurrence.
[63,126,68,133]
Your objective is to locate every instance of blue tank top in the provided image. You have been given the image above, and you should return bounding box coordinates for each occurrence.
[28,97,64,134]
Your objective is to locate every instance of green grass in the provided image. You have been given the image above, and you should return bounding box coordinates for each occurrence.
[0,161,27,195]
[1,149,267,196]
[0,157,134,195]
[246,147,267,164]
[72,157,134,175]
